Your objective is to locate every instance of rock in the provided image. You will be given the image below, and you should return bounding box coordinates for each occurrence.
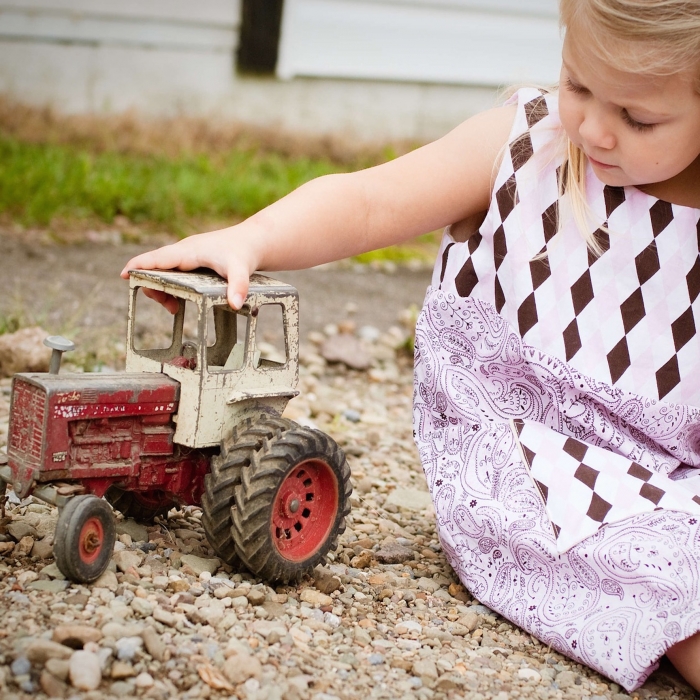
[395,620,422,634]
[110,680,136,697]
[246,589,266,606]
[11,656,31,676]
[141,627,166,661]
[320,334,372,370]
[31,539,53,559]
[115,636,143,661]
[180,554,220,576]
[518,668,542,682]
[374,542,413,564]
[313,568,341,594]
[412,659,438,680]
[230,595,249,608]
[7,521,38,540]
[384,488,432,512]
[153,607,177,627]
[52,625,103,649]
[300,588,333,607]
[16,535,35,556]
[40,563,66,579]
[131,597,154,616]
[68,650,102,691]
[416,577,441,593]
[112,550,143,573]
[45,658,70,681]
[40,669,68,698]
[134,672,154,688]
[556,670,578,688]
[354,628,371,646]
[350,550,374,569]
[111,661,136,679]
[93,569,118,591]
[222,653,262,685]
[26,640,73,664]
[115,520,148,542]
[448,582,470,602]
[28,580,69,593]
[0,326,52,376]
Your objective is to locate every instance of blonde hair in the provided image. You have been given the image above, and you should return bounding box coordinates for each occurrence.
[558,0,700,254]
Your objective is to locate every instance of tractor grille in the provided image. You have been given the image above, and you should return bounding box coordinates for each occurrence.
[9,380,46,469]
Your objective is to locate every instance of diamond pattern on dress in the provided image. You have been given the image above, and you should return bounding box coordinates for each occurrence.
[620,288,645,334]
[672,307,696,352]
[524,95,549,128]
[635,243,661,285]
[687,257,700,302]
[603,186,625,218]
[513,420,700,553]
[530,258,551,291]
[563,319,582,361]
[496,174,518,222]
[542,202,558,243]
[607,337,631,384]
[455,258,479,298]
[656,355,681,399]
[493,225,507,271]
[650,200,674,238]
[511,133,534,172]
[571,269,594,315]
[518,293,538,337]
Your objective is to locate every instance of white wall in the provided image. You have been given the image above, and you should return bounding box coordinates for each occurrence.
[278,0,561,86]
[0,0,562,143]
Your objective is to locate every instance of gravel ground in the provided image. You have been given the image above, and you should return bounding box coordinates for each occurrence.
[0,319,697,700]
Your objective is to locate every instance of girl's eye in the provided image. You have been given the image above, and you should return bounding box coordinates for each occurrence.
[622,110,657,132]
[565,78,588,95]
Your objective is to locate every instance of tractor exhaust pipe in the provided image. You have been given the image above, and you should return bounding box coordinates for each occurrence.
[44,336,76,374]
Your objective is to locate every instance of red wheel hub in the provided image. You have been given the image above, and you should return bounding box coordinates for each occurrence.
[78,516,104,565]
[271,459,339,562]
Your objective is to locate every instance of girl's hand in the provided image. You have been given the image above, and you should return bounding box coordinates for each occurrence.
[120,226,260,312]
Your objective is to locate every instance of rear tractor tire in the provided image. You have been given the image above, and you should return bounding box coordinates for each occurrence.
[53,495,116,583]
[105,487,176,524]
[227,416,352,584]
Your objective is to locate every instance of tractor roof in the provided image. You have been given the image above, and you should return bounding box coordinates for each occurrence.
[129,269,298,299]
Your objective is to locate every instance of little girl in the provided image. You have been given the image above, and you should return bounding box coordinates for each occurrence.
[123,0,700,691]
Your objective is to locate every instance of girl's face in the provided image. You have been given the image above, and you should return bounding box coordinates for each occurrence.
[559,32,700,192]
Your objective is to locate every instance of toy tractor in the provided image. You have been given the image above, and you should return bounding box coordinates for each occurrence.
[0,270,351,584]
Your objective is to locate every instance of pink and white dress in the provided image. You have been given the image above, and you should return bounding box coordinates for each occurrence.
[413,88,700,690]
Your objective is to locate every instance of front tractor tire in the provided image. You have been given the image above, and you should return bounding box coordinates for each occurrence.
[205,415,351,583]
[53,495,116,583]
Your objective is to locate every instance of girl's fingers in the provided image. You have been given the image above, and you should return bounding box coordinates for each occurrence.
[226,261,252,310]
[120,242,200,279]
[142,288,180,314]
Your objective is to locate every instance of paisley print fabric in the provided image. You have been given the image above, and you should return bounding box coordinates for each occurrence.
[413,89,700,691]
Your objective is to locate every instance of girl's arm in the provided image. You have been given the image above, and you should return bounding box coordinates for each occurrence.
[121,105,516,310]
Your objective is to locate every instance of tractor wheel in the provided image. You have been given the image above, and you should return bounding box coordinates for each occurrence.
[53,495,116,583]
[202,417,291,566]
[105,487,176,523]
[229,416,352,584]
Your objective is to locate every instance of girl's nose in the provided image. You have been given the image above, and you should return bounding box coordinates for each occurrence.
[578,109,616,151]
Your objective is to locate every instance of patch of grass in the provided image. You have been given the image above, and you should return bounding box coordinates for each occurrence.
[0,135,344,232]
[352,232,441,265]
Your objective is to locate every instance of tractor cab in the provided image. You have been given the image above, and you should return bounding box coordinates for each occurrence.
[126,269,300,449]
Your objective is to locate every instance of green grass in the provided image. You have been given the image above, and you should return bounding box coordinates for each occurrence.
[0,133,440,263]
[0,134,344,231]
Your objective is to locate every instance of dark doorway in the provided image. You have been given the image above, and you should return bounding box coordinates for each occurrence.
[237,0,285,74]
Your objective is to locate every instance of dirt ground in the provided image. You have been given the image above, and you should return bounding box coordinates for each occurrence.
[0,231,432,368]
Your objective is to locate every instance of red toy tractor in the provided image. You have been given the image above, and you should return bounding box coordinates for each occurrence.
[0,270,351,584]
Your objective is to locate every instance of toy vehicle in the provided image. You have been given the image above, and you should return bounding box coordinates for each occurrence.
[0,270,351,584]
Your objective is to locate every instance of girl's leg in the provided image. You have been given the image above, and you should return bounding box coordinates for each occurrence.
[666,632,700,691]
